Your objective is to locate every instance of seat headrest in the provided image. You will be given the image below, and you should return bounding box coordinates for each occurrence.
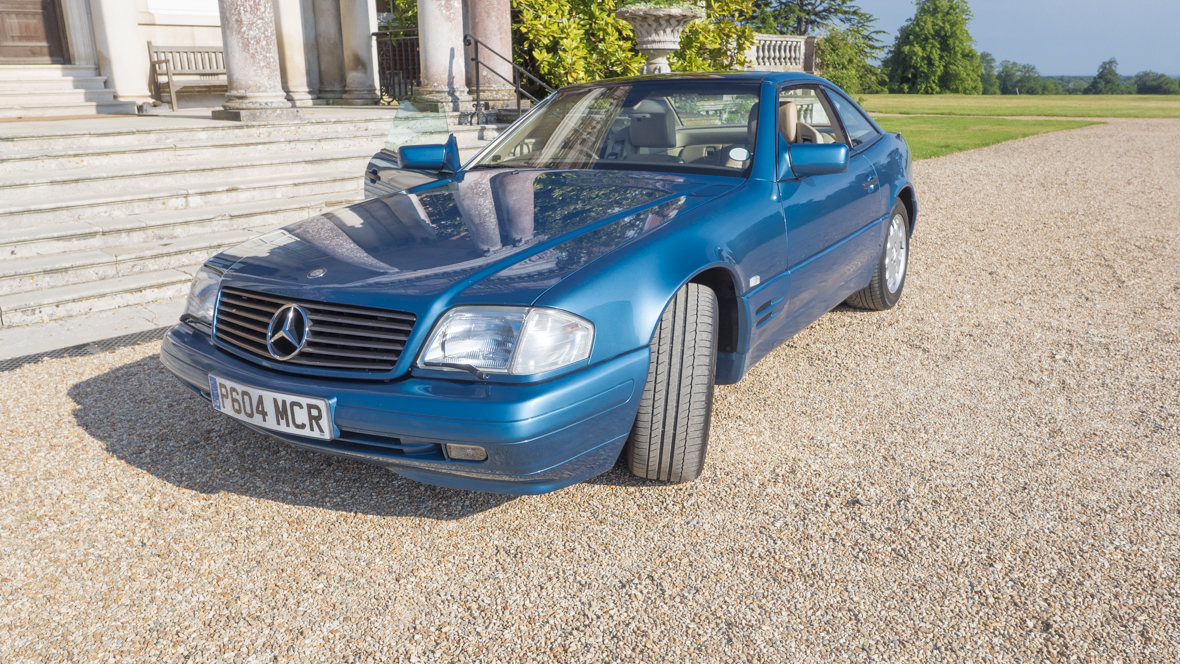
[630,110,677,148]
[631,99,667,113]
[747,102,760,144]
[779,101,798,143]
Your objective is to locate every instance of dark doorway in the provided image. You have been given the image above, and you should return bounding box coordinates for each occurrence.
[0,0,69,64]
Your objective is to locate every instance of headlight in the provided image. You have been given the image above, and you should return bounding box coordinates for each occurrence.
[183,265,223,327]
[419,306,593,376]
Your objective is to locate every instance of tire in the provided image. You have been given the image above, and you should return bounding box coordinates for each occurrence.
[626,283,718,483]
[846,199,911,311]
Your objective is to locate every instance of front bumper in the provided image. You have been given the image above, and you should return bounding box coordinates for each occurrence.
[159,323,649,494]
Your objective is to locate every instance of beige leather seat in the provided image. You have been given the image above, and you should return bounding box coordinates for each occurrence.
[626,101,682,163]
[779,101,834,144]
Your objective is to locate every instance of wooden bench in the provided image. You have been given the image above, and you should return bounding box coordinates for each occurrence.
[148,43,227,110]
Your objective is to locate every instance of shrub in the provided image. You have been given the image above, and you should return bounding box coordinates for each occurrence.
[514,0,755,88]
[378,0,417,31]
[670,0,757,72]
[513,0,646,88]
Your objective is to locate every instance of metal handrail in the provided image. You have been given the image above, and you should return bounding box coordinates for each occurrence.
[463,34,554,119]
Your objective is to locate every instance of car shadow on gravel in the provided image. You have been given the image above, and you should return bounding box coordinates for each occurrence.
[68,356,516,520]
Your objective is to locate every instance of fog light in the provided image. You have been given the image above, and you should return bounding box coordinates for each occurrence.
[446,444,487,461]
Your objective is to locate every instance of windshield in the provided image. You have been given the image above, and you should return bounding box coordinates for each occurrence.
[469,80,761,177]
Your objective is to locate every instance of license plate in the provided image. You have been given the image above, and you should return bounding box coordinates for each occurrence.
[209,375,333,440]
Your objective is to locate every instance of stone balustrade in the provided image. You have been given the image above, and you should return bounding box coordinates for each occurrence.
[745,34,817,73]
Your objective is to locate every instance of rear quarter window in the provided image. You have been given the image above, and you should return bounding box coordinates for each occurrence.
[828,93,880,148]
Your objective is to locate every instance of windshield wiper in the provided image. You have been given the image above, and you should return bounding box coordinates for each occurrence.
[468,163,521,170]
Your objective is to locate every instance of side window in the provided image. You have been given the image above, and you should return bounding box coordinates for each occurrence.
[827,92,880,148]
[777,86,846,146]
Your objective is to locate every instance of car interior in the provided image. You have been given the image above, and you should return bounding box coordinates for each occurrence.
[594,86,848,170]
[476,84,852,174]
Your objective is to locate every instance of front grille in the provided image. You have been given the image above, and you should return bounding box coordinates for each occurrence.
[214,287,416,372]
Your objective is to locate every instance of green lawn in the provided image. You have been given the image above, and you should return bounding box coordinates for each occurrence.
[859,94,1180,119]
[873,116,1100,160]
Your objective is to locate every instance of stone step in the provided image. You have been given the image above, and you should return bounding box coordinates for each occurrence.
[0,76,108,92]
[0,64,102,79]
[0,148,371,202]
[0,266,195,328]
[0,193,349,258]
[0,111,398,152]
[0,168,362,229]
[0,228,271,296]
[0,101,136,119]
[0,129,386,174]
[0,88,119,107]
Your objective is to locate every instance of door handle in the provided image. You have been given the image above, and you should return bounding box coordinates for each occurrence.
[863,175,879,190]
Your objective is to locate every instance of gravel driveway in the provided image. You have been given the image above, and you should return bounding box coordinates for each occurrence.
[2,119,1178,662]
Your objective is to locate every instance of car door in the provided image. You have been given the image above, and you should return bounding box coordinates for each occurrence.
[826,88,903,217]
[774,85,886,340]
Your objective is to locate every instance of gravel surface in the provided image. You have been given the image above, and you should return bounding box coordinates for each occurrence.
[2,119,1178,662]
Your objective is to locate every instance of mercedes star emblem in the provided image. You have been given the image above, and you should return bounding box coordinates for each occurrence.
[266,303,311,360]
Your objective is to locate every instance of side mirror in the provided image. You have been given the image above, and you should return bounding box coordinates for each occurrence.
[787,143,850,177]
[397,133,462,173]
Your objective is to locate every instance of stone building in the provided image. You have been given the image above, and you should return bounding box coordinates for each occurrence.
[0,0,512,118]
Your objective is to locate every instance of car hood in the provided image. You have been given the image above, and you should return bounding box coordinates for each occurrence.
[213,169,737,311]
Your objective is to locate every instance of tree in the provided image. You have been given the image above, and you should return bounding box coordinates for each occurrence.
[815,27,886,94]
[1040,79,1063,95]
[671,0,758,72]
[883,0,982,95]
[1083,58,1129,95]
[749,0,875,36]
[979,51,999,94]
[997,60,1043,95]
[1132,71,1180,95]
[513,0,645,88]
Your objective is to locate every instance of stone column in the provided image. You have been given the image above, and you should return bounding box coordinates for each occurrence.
[214,0,300,120]
[274,0,314,105]
[300,0,321,97]
[61,0,98,68]
[339,0,380,104]
[414,0,471,111]
[465,0,515,108]
[312,0,345,100]
[88,0,153,105]
[804,36,818,74]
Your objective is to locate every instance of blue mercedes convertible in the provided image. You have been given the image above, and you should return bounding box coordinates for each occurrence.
[160,72,918,494]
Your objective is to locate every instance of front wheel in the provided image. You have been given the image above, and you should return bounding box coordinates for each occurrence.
[846,200,910,311]
[626,283,718,484]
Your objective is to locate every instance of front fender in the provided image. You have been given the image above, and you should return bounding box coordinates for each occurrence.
[535,182,785,373]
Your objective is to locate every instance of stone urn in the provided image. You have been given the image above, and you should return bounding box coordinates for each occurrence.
[616,4,703,75]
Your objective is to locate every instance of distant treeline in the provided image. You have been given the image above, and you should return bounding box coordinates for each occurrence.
[800,0,1180,96]
[981,56,1180,95]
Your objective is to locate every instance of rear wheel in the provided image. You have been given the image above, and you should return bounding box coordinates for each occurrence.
[626,283,718,483]
[846,199,910,311]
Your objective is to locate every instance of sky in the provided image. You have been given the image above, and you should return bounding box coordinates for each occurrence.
[854,0,1180,76]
